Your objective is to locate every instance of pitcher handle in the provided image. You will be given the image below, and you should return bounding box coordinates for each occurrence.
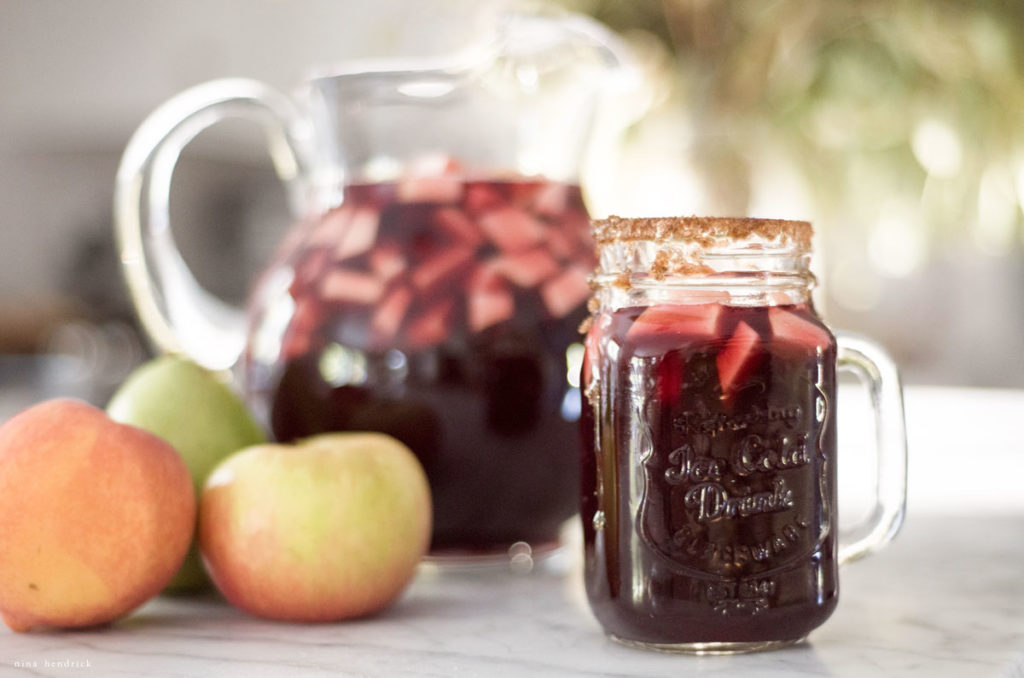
[835,331,908,564]
[114,78,309,371]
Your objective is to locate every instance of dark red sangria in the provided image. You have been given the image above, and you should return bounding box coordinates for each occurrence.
[579,215,850,652]
[245,174,595,554]
[582,300,837,647]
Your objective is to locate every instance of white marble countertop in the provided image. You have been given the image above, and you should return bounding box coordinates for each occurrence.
[2,385,1023,676]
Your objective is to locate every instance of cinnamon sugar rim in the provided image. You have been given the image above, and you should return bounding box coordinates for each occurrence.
[591,215,813,249]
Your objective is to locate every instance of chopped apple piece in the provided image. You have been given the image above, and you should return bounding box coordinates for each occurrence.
[305,205,352,247]
[369,241,407,282]
[434,207,484,246]
[478,206,546,253]
[319,269,385,305]
[627,303,722,354]
[371,284,413,344]
[532,182,569,216]
[467,266,515,332]
[545,225,577,260]
[396,174,463,204]
[768,306,832,349]
[540,266,591,318]
[411,246,475,292]
[333,207,379,261]
[282,297,320,360]
[493,247,560,288]
[405,299,454,348]
[463,183,506,214]
[716,321,761,396]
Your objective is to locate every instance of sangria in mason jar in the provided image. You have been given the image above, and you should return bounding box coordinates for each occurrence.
[580,216,907,652]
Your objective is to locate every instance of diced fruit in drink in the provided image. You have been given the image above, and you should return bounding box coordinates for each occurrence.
[405,298,454,349]
[494,247,560,288]
[320,269,385,305]
[716,320,761,396]
[467,265,515,332]
[372,284,413,344]
[290,247,334,298]
[397,175,463,204]
[333,207,379,261]
[405,153,463,177]
[248,177,595,553]
[546,224,579,259]
[396,154,464,204]
[626,303,721,357]
[532,182,569,216]
[478,206,546,253]
[769,306,832,349]
[282,297,319,361]
[463,183,506,214]
[411,246,475,293]
[306,205,352,248]
[369,241,407,282]
[540,266,591,318]
[433,207,484,246]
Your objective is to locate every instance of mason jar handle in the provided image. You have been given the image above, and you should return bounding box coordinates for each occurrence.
[835,331,908,565]
[114,78,309,371]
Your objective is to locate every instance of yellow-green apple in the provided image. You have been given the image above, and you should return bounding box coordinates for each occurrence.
[198,432,431,622]
[107,355,265,592]
[0,399,195,632]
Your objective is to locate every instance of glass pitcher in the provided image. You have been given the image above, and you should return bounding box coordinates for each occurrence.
[114,10,635,560]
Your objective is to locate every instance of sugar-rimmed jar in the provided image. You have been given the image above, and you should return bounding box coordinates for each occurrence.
[579,215,907,653]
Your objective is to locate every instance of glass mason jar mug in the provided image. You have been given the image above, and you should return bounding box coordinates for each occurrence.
[115,11,636,560]
[579,216,907,653]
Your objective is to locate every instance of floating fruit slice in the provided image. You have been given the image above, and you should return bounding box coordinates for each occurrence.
[282,297,320,360]
[540,266,591,318]
[396,175,463,204]
[463,183,506,214]
[433,207,484,246]
[626,303,722,357]
[371,284,413,345]
[333,206,379,262]
[467,265,515,332]
[319,269,385,305]
[493,247,559,288]
[369,241,407,282]
[305,205,352,248]
[478,206,546,254]
[532,182,569,216]
[404,298,455,349]
[395,155,464,204]
[411,246,475,293]
[289,247,332,298]
[768,306,832,349]
[716,320,761,396]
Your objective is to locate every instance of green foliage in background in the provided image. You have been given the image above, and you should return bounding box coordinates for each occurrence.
[555,0,1024,250]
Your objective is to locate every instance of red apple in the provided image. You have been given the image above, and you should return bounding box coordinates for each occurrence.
[198,433,432,622]
[0,399,195,632]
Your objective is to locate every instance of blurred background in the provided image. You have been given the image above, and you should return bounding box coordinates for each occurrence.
[1,0,1022,403]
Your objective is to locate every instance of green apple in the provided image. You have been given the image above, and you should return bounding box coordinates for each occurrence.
[106,355,265,592]
[198,433,432,622]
